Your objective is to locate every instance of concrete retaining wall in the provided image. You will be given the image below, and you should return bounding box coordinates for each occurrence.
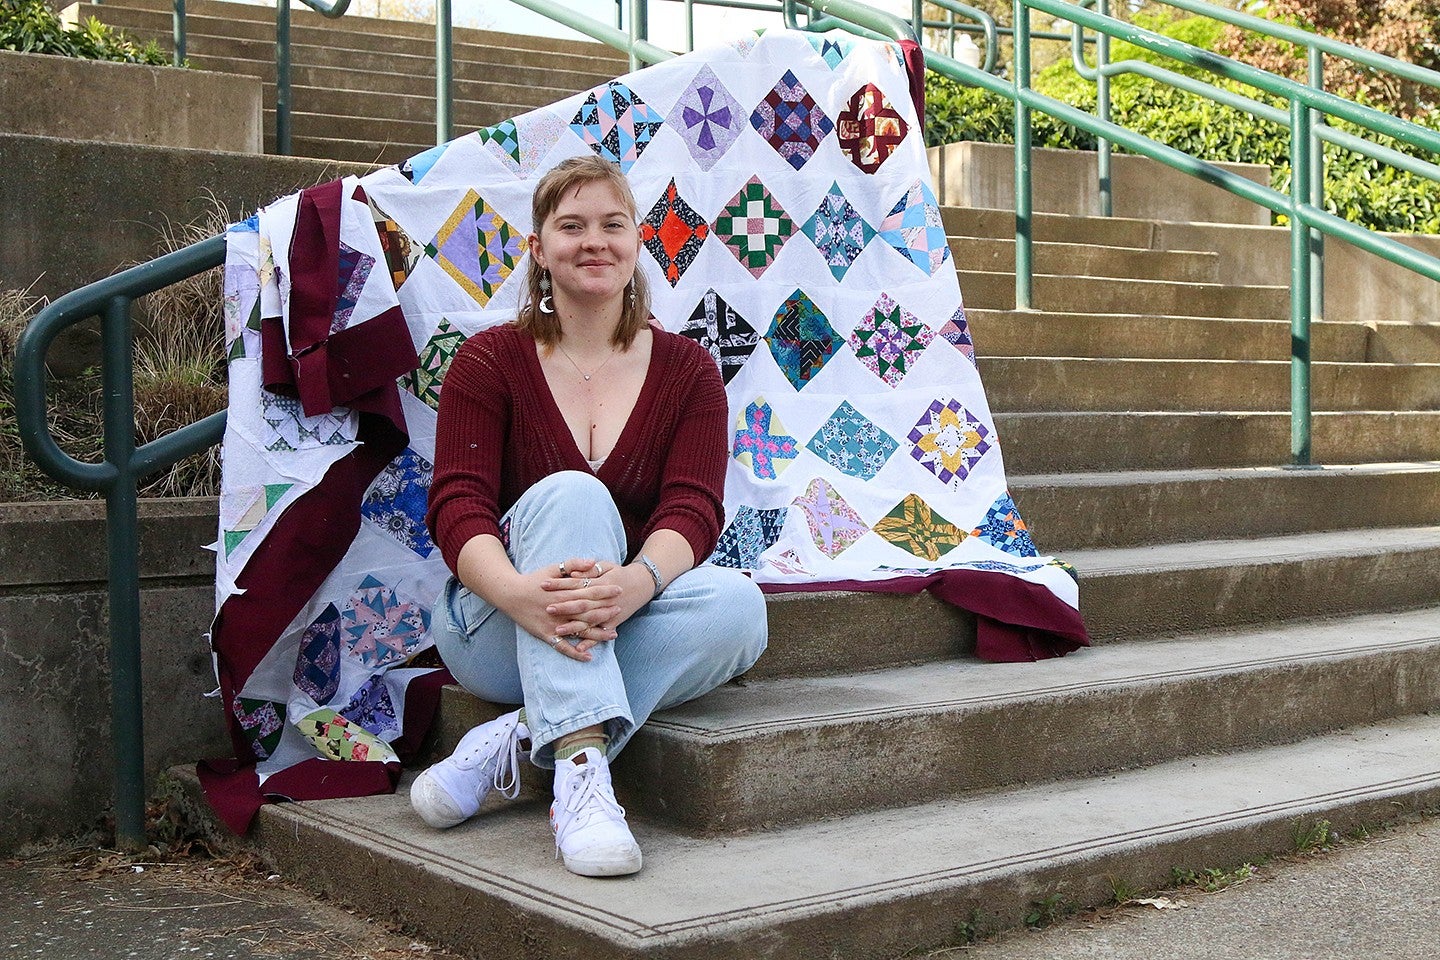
[0,499,224,852]
[0,49,262,153]
[928,141,1273,226]
[0,134,375,376]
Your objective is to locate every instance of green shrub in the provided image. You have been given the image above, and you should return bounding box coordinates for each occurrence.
[923,13,1440,235]
[0,0,168,65]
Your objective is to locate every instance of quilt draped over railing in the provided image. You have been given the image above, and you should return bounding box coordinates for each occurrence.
[203,28,1090,832]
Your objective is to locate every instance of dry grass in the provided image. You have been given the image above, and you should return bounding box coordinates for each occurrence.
[1,197,232,501]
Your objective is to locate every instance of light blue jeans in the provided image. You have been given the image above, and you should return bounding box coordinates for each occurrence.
[432,471,768,768]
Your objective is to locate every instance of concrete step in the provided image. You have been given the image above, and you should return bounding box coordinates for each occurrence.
[1371,321,1440,363]
[968,309,1368,362]
[995,410,1440,472]
[99,13,627,75]
[1012,462,1440,552]
[280,134,427,165]
[264,89,553,132]
[1072,524,1440,643]
[978,357,1440,413]
[219,713,1440,959]
[424,525,1440,686]
[66,0,632,61]
[942,205,1160,249]
[959,270,1291,319]
[603,608,1440,831]
[230,58,583,105]
[187,48,611,98]
[949,237,1219,284]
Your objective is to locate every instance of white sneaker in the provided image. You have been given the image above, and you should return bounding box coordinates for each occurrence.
[549,747,642,876]
[410,710,529,829]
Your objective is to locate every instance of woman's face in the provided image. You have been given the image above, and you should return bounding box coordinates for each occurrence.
[531,180,641,308]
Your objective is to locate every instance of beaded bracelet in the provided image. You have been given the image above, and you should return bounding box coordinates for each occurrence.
[637,554,664,599]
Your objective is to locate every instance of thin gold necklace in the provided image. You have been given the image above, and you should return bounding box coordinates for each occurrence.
[556,341,619,382]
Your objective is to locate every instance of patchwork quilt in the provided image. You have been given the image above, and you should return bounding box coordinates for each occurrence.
[204,28,1089,832]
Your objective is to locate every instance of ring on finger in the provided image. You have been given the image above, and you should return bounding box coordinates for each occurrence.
[595,563,604,575]
[558,562,568,576]
[582,578,592,588]
[548,636,562,647]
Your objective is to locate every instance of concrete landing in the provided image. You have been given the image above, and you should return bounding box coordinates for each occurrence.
[228,716,1440,960]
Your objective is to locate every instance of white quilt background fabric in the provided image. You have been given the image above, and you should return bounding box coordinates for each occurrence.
[217,29,1078,788]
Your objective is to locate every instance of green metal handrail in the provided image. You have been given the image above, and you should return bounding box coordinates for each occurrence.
[13,236,228,849]
[275,0,352,155]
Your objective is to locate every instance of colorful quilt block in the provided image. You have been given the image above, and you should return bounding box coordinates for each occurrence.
[874,493,966,561]
[399,141,448,184]
[339,676,401,738]
[801,182,875,281]
[850,293,936,388]
[710,505,788,568]
[260,391,355,452]
[232,697,286,760]
[360,448,435,558]
[299,709,399,763]
[333,241,374,334]
[837,83,909,173]
[641,179,709,286]
[971,491,1038,558]
[750,69,834,170]
[938,303,976,363]
[880,179,951,276]
[221,482,293,557]
[908,398,992,487]
[365,195,422,292]
[669,65,745,171]
[792,478,869,558]
[805,400,897,481]
[340,576,430,668]
[680,289,759,385]
[713,176,795,278]
[765,289,841,390]
[477,119,521,169]
[424,189,527,307]
[733,397,798,479]
[570,82,664,172]
[807,35,853,69]
[404,317,464,410]
[293,603,343,705]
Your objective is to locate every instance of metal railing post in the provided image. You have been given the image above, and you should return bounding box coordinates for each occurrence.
[1095,0,1111,216]
[684,0,694,50]
[1308,47,1326,322]
[172,0,186,66]
[100,296,147,851]
[436,0,452,144]
[1013,0,1034,310]
[276,0,292,155]
[1289,97,1314,467]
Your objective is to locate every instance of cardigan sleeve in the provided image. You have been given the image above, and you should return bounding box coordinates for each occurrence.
[426,337,510,572]
[639,337,729,564]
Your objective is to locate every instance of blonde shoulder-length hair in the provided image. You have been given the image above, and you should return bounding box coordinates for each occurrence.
[515,155,652,349]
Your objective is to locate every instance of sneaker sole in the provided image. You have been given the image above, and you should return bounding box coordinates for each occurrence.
[410,771,469,830]
[560,844,643,877]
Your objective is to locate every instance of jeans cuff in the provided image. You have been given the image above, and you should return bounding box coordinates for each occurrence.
[528,707,633,769]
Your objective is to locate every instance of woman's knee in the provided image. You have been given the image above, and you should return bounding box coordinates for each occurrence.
[693,567,769,668]
[507,471,624,560]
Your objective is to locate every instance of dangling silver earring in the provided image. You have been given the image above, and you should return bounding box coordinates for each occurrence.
[539,270,555,315]
[627,275,637,309]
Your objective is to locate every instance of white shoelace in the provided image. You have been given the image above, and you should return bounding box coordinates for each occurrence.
[554,763,626,852]
[457,722,523,801]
